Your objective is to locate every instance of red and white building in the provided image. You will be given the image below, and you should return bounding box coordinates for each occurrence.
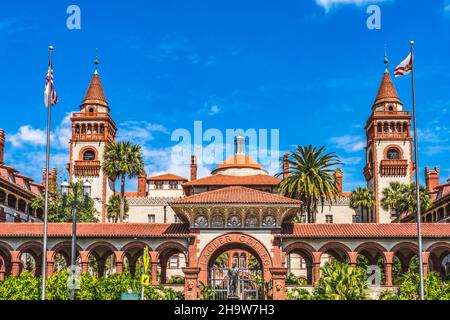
[0,61,448,300]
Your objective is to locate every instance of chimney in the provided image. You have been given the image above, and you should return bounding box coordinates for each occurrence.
[137,174,147,197]
[282,154,290,179]
[0,129,5,164]
[234,136,246,155]
[42,168,58,194]
[334,168,343,194]
[425,167,439,193]
[190,155,197,182]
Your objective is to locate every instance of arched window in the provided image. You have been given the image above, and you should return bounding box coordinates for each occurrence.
[240,253,247,268]
[83,150,96,161]
[386,148,400,160]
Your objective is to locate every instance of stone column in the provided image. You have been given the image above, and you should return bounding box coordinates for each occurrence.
[79,251,90,274]
[149,251,159,285]
[384,252,394,286]
[182,267,201,300]
[10,251,21,276]
[46,251,55,277]
[422,252,430,278]
[114,251,124,274]
[312,252,322,284]
[348,252,358,268]
[270,267,288,300]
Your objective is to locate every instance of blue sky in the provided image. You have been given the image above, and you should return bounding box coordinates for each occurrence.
[0,0,449,191]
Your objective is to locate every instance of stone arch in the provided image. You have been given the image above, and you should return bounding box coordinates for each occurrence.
[17,241,42,275]
[391,242,419,274]
[78,146,98,161]
[355,242,388,264]
[51,241,83,273]
[0,241,13,278]
[426,242,450,277]
[156,241,188,283]
[318,242,351,262]
[384,145,403,160]
[120,241,152,276]
[86,241,118,277]
[283,242,315,284]
[197,233,273,284]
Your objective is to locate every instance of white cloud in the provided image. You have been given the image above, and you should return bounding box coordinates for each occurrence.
[208,105,220,116]
[315,0,388,12]
[9,125,47,147]
[329,135,366,152]
[117,121,168,144]
[340,156,363,165]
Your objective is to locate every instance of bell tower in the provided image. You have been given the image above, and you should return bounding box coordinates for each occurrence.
[364,56,413,223]
[68,58,117,222]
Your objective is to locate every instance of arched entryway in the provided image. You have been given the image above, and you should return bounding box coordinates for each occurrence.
[197,233,273,300]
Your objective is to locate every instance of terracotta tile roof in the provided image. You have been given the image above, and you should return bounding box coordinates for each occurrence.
[374,72,402,105]
[184,174,281,187]
[212,155,265,173]
[170,186,300,205]
[0,223,190,238]
[148,173,188,181]
[281,223,450,238]
[82,74,108,107]
[0,164,42,196]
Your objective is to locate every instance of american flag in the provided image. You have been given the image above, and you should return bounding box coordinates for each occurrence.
[44,65,59,107]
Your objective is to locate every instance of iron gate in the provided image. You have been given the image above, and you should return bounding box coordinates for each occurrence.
[208,268,262,300]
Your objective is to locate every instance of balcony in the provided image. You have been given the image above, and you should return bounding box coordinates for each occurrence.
[74,160,101,176]
[380,160,408,176]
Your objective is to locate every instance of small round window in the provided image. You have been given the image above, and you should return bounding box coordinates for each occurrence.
[83,150,96,161]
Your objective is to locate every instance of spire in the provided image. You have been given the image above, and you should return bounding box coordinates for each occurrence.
[82,56,108,108]
[373,51,402,106]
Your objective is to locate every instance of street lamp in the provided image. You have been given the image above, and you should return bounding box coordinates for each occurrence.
[61,180,90,301]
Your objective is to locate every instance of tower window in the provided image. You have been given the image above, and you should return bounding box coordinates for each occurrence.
[388,105,394,111]
[83,150,96,161]
[89,107,94,113]
[386,148,400,160]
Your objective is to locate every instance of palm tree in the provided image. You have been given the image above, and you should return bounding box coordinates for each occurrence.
[380,181,404,222]
[278,145,342,223]
[349,187,375,223]
[106,194,129,223]
[381,182,432,222]
[102,141,144,222]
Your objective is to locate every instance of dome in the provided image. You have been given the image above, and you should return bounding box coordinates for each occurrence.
[211,155,268,176]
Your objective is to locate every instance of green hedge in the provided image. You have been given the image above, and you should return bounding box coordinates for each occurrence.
[0,271,183,300]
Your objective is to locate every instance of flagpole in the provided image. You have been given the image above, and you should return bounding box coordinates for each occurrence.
[410,40,425,300]
[41,45,54,300]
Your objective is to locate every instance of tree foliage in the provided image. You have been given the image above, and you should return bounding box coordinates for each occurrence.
[30,181,98,223]
[349,187,375,222]
[278,145,342,223]
[106,194,129,223]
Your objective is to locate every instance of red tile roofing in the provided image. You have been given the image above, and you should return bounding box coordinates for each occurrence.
[170,186,300,205]
[0,223,190,238]
[184,174,281,187]
[148,173,188,181]
[374,72,402,105]
[281,223,450,238]
[0,164,42,196]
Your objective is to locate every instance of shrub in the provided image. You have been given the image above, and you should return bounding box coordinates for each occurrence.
[287,288,312,300]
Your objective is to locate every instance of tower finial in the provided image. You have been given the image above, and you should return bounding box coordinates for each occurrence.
[94,49,99,75]
[384,43,389,73]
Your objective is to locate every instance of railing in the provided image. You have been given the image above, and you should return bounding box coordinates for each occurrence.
[380,160,408,176]
[208,268,261,300]
[74,160,101,176]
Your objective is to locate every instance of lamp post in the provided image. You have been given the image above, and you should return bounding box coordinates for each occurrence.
[61,180,91,301]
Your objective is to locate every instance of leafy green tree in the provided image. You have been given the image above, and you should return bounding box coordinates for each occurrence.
[106,194,129,223]
[381,182,432,221]
[314,260,368,300]
[349,187,375,222]
[278,145,342,223]
[0,272,39,300]
[102,141,144,222]
[287,288,313,300]
[30,181,98,223]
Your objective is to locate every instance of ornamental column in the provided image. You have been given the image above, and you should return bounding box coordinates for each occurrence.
[348,252,358,268]
[422,252,430,278]
[114,251,124,274]
[150,251,159,286]
[182,267,201,300]
[270,267,288,300]
[312,252,322,284]
[10,251,21,276]
[79,251,90,274]
[384,252,394,286]
[46,251,55,276]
